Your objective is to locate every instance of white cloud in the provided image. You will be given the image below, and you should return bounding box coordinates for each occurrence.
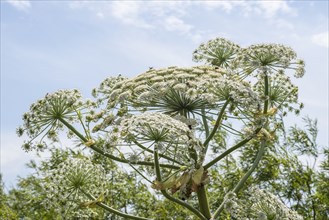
[66,1,298,42]
[255,0,297,18]
[110,1,152,28]
[197,1,296,18]
[199,1,245,13]
[67,2,194,36]
[163,16,193,33]
[311,32,329,48]
[6,0,31,11]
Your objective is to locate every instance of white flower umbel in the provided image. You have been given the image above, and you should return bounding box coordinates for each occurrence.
[108,112,200,165]
[44,157,107,218]
[95,66,229,116]
[118,112,191,144]
[192,37,241,68]
[254,70,301,115]
[17,89,94,151]
[248,187,303,220]
[236,44,305,78]
[224,187,303,220]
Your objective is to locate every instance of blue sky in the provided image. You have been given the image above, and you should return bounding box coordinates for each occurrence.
[1,0,328,189]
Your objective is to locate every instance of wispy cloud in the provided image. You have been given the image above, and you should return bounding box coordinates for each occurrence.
[255,0,297,18]
[110,1,152,28]
[67,1,298,42]
[197,0,296,30]
[163,16,192,33]
[198,1,245,13]
[197,0,296,17]
[311,32,329,48]
[6,0,31,11]
[68,2,198,39]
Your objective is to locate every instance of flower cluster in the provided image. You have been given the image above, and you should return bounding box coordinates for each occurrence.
[247,187,303,220]
[44,157,107,218]
[195,76,260,110]
[192,37,241,68]
[254,70,301,115]
[95,66,228,116]
[17,89,94,151]
[116,112,191,143]
[92,75,127,101]
[236,43,305,78]
[223,188,303,219]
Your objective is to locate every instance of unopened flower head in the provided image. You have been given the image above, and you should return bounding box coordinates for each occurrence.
[192,37,241,68]
[18,89,93,151]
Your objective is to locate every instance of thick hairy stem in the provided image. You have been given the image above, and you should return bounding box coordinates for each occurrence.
[58,118,179,169]
[153,145,207,220]
[203,100,230,149]
[211,140,267,219]
[82,191,151,220]
[196,185,211,219]
[204,127,262,169]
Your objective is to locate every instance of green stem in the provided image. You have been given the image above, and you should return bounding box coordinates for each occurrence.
[233,140,266,193]
[203,100,230,149]
[204,127,262,169]
[211,140,267,219]
[58,118,180,169]
[201,108,210,138]
[82,191,151,220]
[133,140,184,165]
[153,144,207,220]
[263,73,269,114]
[196,185,211,219]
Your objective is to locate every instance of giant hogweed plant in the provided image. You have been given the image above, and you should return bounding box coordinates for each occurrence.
[17,38,305,219]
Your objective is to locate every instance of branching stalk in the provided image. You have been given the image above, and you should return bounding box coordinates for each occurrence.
[204,127,262,169]
[133,140,184,165]
[82,190,151,220]
[153,144,207,220]
[212,140,267,219]
[203,100,230,152]
[58,118,180,169]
